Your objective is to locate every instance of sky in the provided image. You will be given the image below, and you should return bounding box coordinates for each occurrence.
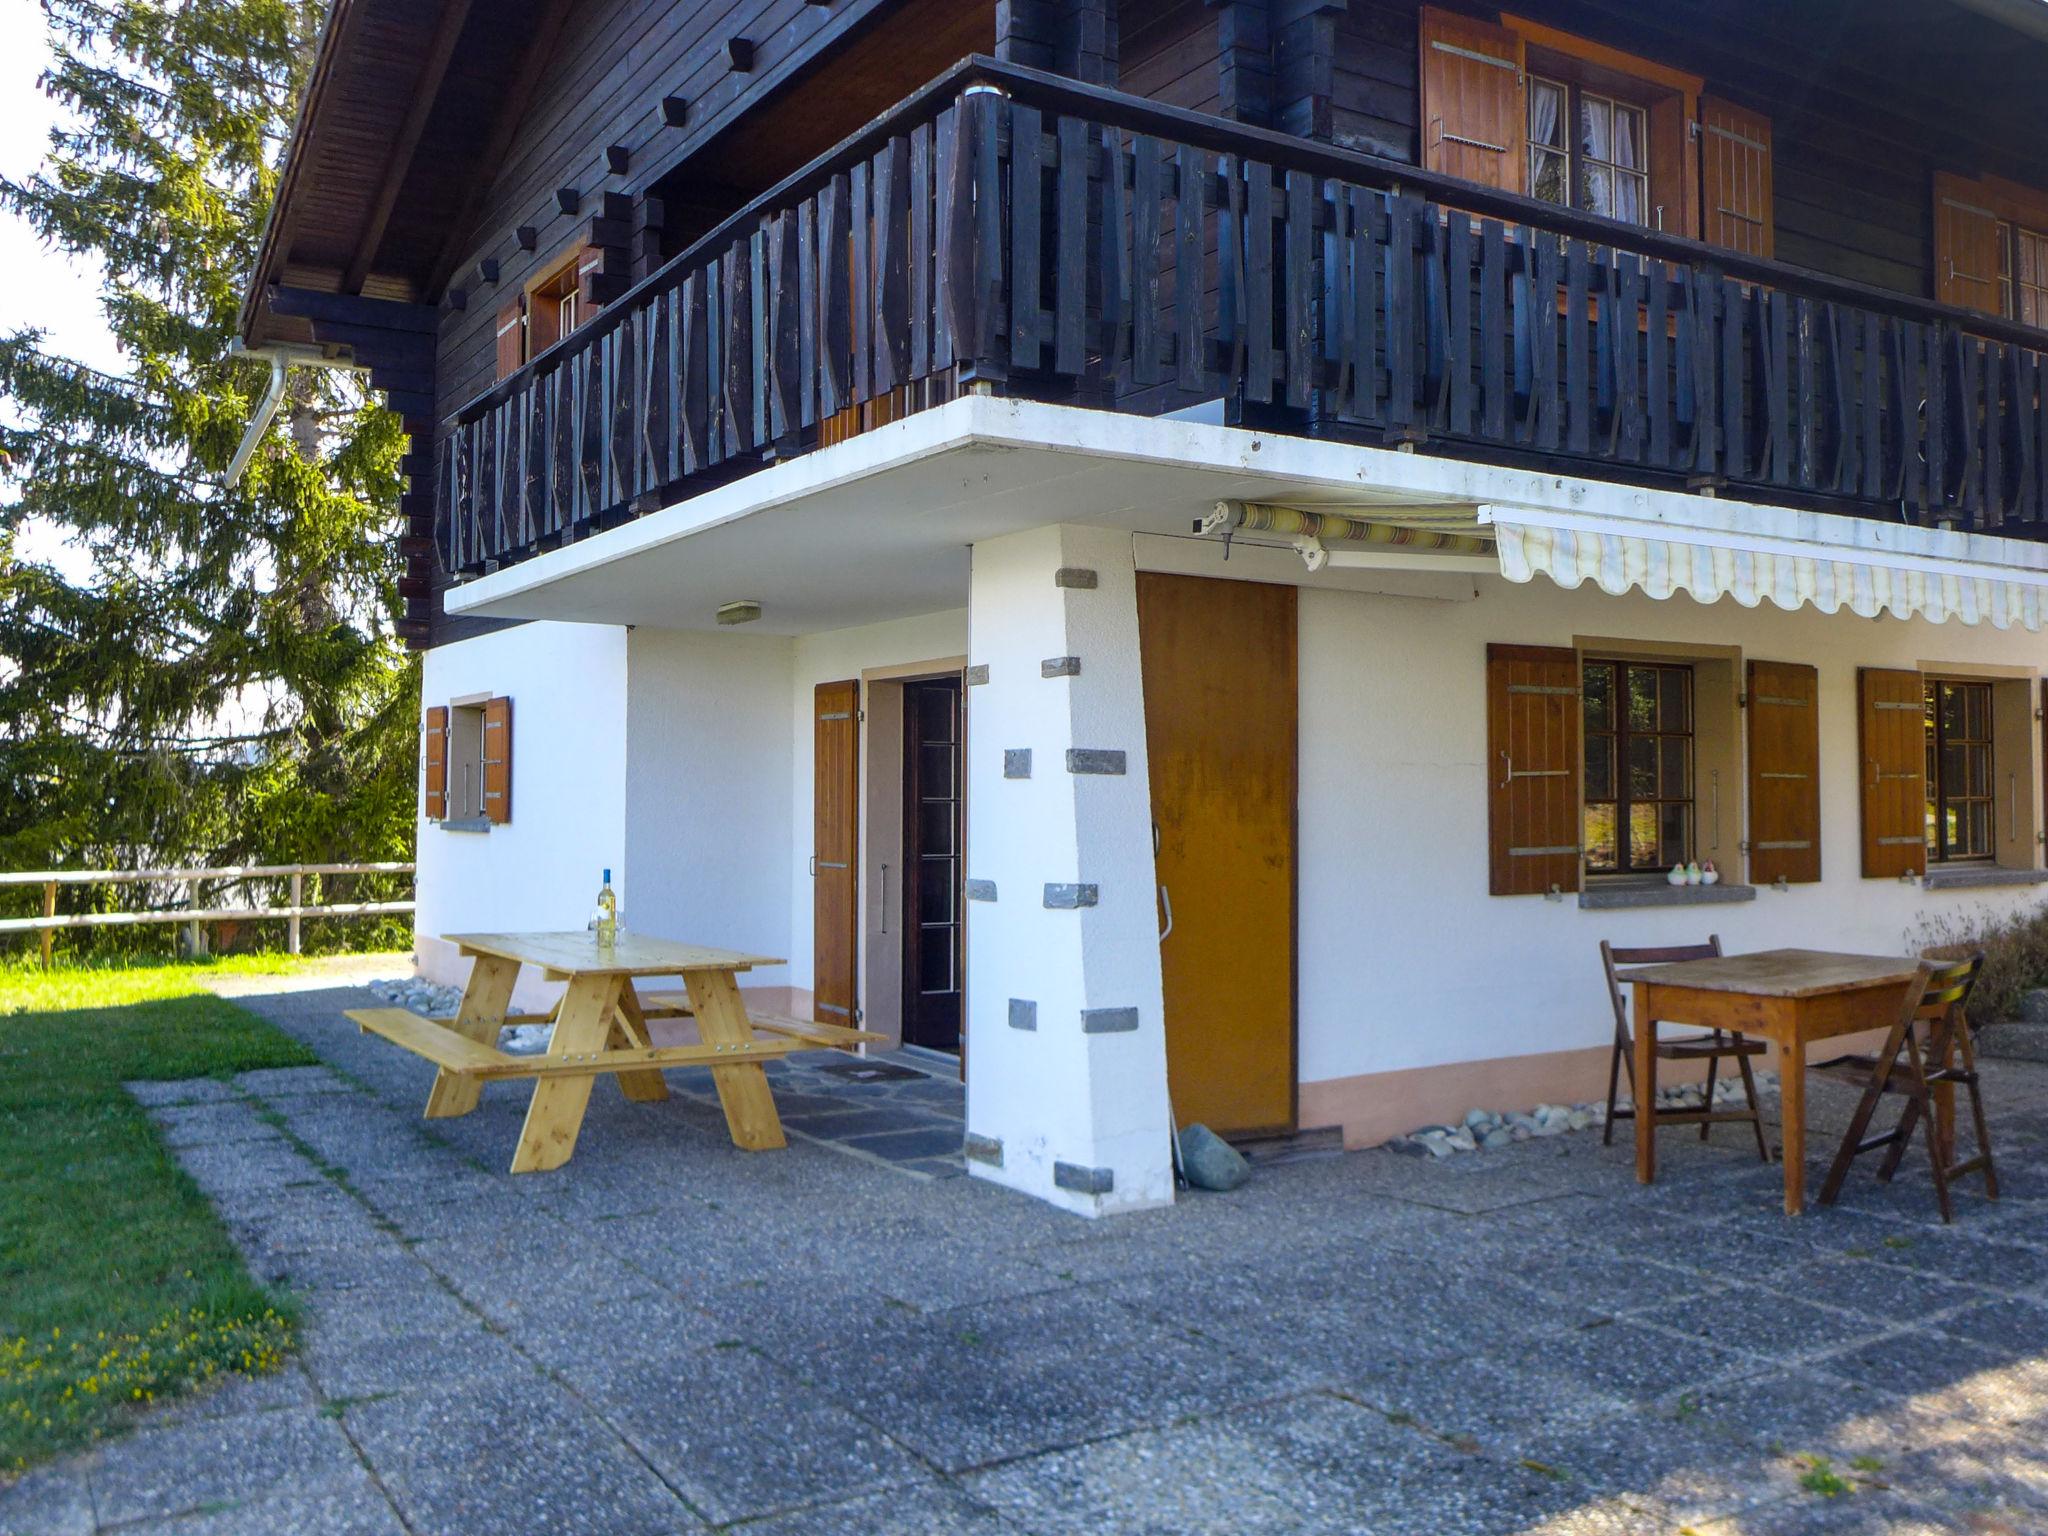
[0,3,123,579]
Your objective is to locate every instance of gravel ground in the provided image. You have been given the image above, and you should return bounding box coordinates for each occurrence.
[5,958,2047,1535]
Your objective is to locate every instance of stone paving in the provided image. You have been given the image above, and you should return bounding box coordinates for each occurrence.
[5,964,2048,1534]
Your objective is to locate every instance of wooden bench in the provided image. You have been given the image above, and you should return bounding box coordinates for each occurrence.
[346,1007,805,1083]
[637,994,885,1049]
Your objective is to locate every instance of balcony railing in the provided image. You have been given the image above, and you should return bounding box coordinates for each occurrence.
[442,55,2048,574]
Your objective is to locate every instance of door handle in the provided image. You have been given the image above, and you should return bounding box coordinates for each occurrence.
[1158,884,1174,943]
[809,855,817,877]
[879,863,889,933]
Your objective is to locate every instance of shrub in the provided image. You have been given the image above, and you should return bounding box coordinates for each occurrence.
[1912,905,2048,1021]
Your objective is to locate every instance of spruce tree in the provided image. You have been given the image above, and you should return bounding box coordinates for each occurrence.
[0,0,416,949]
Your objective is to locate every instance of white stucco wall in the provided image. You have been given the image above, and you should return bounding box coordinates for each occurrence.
[1296,573,2048,1091]
[414,622,630,999]
[623,626,799,995]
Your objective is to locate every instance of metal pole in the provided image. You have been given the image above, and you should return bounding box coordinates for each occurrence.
[40,881,55,971]
[289,871,303,955]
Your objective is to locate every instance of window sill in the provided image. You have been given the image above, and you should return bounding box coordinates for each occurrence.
[1921,866,2048,891]
[1578,880,1756,910]
[437,817,493,834]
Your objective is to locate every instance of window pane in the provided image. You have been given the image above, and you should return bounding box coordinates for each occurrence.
[1660,735,1690,798]
[1661,801,1691,867]
[1611,104,1645,171]
[1627,667,1657,730]
[917,930,954,994]
[919,744,955,797]
[1941,683,1965,736]
[1659,668,1690,730]
[1628,734,1658,798]
[918,799,954,857]
[1967,801,1992,857]
[1585,738,1614,801]
[1942,742,1967,797]
[1528,78,1566,148]
[1578,95,1611,160]
[1969,745,1991,797]
[1628,803,1660,869]
[1613,172,1646,226]
[1584,804,1617,871]
[1580,162,1614,219]
[1531,148,1569,207]
[1925,800,1940,857]
[1968,684,1990,739]
[917,865,954,925]
[1583,663,1614,732]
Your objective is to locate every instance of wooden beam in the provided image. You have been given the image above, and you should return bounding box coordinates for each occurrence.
[341,0,477,295]
[268,285,439,332]
[425,0,582,299]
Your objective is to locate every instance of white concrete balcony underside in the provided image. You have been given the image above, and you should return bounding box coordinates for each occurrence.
[445,394,2048,633]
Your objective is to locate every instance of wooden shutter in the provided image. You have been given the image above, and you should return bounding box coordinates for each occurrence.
[1486,644,1580,896]
[812,681,860,1023]
[1935,172,2005,314]
[1859,668,1926,879]
[1420,6,1524,192]
[1746,660,1820,885]
[1700,97,1773,257]
[482,696,513,825]
[494,298,524,380]
[423,706,448,820]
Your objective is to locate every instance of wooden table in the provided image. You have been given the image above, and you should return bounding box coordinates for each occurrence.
[352,932,878,1173]
[1624,949,1926,1215]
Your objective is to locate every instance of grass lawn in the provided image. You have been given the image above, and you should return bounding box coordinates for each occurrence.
[0,956,324,1474]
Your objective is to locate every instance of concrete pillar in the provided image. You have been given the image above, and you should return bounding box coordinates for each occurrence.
[961,524,1174,1216]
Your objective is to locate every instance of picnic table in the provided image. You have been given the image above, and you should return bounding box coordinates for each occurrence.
[345,931,882,1173]
[1623,948,1926,1215]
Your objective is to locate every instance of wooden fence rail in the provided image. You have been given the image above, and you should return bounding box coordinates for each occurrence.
[5,863,416,968]
[442,56,2048,575]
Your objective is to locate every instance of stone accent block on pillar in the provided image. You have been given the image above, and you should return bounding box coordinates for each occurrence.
[1003,749,1032,779]
[965,879,998,903]
[1041,656,1081,677]
[963,523,1175,1218]
[1080,1007,1139,1034]
[1008,998,1038,1031]
[965,664,990,686]
[1054,1161,1115,1195]
[1042,883,1099,908]
[964,1133,1004,1167]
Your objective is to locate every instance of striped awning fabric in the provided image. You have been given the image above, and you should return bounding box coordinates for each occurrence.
[1491,511,2048,631]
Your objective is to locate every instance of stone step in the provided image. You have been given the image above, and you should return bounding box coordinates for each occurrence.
[1978,1020,2048,1063]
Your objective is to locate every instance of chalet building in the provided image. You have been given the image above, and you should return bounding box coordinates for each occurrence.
[240,0,2048,1214]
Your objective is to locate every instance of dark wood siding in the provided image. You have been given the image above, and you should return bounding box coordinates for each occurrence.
[1119,0,1218,114]
[1332,0,1417,161]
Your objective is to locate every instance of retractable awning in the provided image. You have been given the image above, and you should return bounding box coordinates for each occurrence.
[1202,498,2048,631]
[1486,506,2048,631]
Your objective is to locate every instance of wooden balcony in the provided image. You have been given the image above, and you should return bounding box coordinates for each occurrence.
[440,55,2048,576]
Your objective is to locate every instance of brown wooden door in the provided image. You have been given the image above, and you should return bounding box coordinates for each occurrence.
[813,680,860,1026]
[1137,573,1297,1137]
[901,677,964,1051]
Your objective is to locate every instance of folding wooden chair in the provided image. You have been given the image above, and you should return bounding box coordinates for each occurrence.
[1601,936,1771,1160]
[1814,954,1997,1223]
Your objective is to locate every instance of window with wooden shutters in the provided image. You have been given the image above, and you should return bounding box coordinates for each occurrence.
[1745,660,1820,885]
[423,706,449,820]
[493,298,524,380]
[1858,667,1926,879]
[1700,96,1773,258]
[1936,173,2007,314]
[1486,643,1580,895]
[482,696,513,825]
[1935,172,2048,325]
[1420,7,1524,191]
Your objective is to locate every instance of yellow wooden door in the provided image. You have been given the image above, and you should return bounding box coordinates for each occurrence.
[813,680,860,1027]
[1137,573,1297,1136]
